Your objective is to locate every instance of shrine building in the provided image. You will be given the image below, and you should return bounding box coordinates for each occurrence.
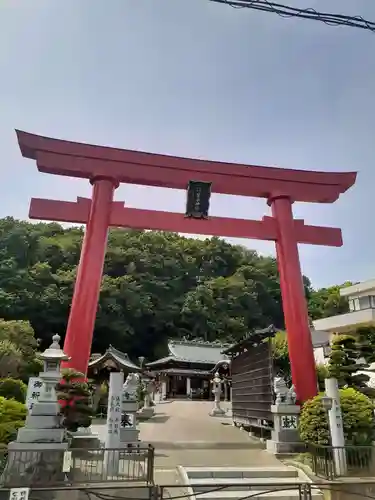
[146,339,231,399]
[88,345,142,381]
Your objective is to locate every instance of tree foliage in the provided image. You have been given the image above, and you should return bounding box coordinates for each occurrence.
[308,284,351,321]
[327,335,375,397]
[0,217,351,361]
[0,396,27,445]
[57,369,93,432]
[271,331,291,383]
[0,319,41,380]
[0,378,27,403]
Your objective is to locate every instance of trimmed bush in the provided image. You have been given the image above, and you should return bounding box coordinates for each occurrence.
[0,378,27,403]
[57,368,93,432]
[299,387,375,445]
[0,396,27,445]
[0,421,24,445]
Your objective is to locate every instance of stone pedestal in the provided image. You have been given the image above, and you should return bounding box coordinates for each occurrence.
[138,381,155,420]
[70,426,100,449]
[121,399,140,445]
[266,404,301,454]
[210,404,226,417]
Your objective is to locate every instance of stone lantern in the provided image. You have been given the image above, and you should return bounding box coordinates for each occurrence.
[209,372,226,417]
[4,335,71,486]
[12,334,70,445]
[38,334,70,404]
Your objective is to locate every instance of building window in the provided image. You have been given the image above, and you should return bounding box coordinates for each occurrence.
[349,295,375,311]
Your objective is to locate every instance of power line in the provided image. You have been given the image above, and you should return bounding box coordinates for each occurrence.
[208,0,375,32]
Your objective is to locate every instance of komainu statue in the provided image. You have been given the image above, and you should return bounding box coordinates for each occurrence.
[123,373,139,400]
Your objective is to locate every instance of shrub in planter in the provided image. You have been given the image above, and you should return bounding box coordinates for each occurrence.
[299,387,375,446]
[0,378,27,403]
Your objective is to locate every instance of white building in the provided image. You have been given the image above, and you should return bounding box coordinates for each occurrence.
[312,279,375,335]
[312,279,375,385]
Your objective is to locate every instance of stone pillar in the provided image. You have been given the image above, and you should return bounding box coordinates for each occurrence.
[121,374,140,447]
[104,372,123,476]
[223,379,228,402]
[266,404,302,454]
[325,378,347,475]
[186,377,191,397]
[161,381,167,400]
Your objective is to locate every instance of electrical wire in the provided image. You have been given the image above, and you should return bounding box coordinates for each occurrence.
[208,0,375,32]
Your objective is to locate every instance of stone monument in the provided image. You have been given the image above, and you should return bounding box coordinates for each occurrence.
[104,371,124,476]
[266,377,302,454]
[3,335,70,486]
[209,372,226,417]
[121,373,140,446]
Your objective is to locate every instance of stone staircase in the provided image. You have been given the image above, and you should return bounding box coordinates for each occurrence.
[178,466,323,500]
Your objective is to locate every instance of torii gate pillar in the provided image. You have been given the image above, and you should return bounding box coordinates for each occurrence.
[270,195,317,400]
[15,129,357,402]
[63,178,118,375]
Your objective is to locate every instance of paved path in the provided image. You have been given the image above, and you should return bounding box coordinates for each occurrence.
[93,400,282,484]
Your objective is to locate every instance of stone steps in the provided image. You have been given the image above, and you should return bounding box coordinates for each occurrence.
[196,490,320,499]
[184,466,299,479]
[191,477,308,492]
[178,466,323,500]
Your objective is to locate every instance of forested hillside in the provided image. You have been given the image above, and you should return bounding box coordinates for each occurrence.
[0,217,348,361]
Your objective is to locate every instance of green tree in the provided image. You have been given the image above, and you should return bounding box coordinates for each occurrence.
[0,217,318,361]
[328,335,374,397]
[271,331,291,383]
[57,369,93,432]
[0,340,22,378]
[308,283,352,321]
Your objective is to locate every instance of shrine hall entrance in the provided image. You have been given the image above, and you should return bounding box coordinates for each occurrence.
[16,129,356,403]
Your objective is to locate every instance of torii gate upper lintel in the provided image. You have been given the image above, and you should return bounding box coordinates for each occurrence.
[17,130,357,403]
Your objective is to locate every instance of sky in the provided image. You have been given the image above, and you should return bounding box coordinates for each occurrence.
[0,0,375,289]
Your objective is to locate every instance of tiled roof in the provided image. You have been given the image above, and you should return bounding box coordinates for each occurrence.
[88,345,141,371]
[146,340,230,367]
[158,368,212,376]
[169,340,230,363]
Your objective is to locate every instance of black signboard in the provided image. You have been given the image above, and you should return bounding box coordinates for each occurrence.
[185,180,212,219]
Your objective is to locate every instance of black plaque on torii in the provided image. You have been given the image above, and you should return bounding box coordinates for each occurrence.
[185,180,212,219]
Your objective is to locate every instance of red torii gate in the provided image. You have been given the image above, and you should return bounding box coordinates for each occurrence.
[16,130,356,402]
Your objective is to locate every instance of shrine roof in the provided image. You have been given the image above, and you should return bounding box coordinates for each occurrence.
[88,345,141,371]
[158,368,212,376]
[222,325,277,355]
[146,340,230,367]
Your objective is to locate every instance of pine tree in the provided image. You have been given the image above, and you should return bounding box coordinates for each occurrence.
[57,368,93,432]
[328,335,375,397]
